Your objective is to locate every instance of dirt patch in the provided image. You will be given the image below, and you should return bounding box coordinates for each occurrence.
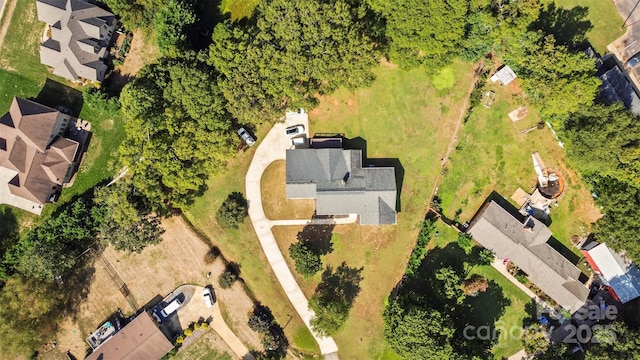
[108,29,160,90]
[380,57,398,69]
[49,216,261,359]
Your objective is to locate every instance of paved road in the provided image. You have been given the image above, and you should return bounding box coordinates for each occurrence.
[245,111,339,356]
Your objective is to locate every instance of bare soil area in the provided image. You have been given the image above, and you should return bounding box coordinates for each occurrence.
[43,216,261,360]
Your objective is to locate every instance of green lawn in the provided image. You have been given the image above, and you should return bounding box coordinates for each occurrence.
[173,330,233,360]
[436,80,599,257]
[0,0,125,219]
[187,60,477,358]
[550,0,624,54]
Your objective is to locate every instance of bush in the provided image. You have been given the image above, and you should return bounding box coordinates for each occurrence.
[219,271,237,288]
[193,322,201,330]
[201,322,209,329]
[216,192,249,229]
[248,313,272,334]
[288,241,322,277]
[175,335,185,344]
[184,328,193,336]
[405,219,435,277]
[204,246,221,264]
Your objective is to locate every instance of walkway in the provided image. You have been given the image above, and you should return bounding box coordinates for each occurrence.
[269,214,358,226]
[245,111,339,356]
[210,301,256,360]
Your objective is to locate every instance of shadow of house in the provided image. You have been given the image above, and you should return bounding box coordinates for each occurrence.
[466,192,589,312]
[33,78,84,116]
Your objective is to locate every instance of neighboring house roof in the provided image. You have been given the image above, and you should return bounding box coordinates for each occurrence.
[286,148,397,225]
[468,200,589,312]
[597,60,640,116]
[582,243,640,303]
[36,0,117,82]
[85,312,173,360]
[490,65,517,85]
[0,97,79,210]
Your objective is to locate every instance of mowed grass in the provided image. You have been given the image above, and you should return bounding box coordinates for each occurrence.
[0,0,125,219]
[218,0,260,20]
[549,0,624,53]
[436,81,600,256]
[261,161,315,220]
[431,222,531,358]
[260,61,476,359]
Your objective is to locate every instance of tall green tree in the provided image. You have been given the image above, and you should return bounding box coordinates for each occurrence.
[563,103,640,186]
[154,0,196,57]
[289,241,322,278]
[586,323,640,359]
[383,299,456,359]
[119,56,235,212]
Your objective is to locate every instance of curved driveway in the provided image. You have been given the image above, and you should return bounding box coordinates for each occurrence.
[245,112,339,356]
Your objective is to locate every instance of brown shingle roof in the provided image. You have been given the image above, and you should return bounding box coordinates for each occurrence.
[85,312,173,360]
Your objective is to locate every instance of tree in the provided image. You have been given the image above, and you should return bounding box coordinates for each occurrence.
[153,0,196,57]
[216,192,249,229]
[457,232,474,255]
[119,56,235,212]
[288,241,322,278]
[461,275,489,296]
[309,263,363,335]
[94,183,164,253]
[369,0,469,69]
[434,266,463,302]
[517,35,600,120]
[209,0,379,124]
[13,198,98,282]
[218,271,237,289]
[563,103,640,186]
[383,299,456,359]
[521,323,550,355]
[586,323,640,359]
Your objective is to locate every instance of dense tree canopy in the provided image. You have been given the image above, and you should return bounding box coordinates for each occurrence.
[154,0,197,56]
[209,0,379,124]
[369,0,469,69]
[383,299,456,359]
[119,56,235,212]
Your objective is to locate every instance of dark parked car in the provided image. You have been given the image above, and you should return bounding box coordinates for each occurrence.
[627,52,640,68]
[237,127,256,146]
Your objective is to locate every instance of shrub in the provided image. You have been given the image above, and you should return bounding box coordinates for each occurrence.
[288,241,322,277]
[204,246,221,264]
[461,275,489,296]
[193,322,201,330]
[405,219,435,277]
[216,192,249,229]
[175,335,185,344]
[219,271,237,289]
[248,313,272,333]
[201,322,209,329]
[184,328,193,336]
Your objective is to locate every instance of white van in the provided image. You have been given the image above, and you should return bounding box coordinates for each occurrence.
[160,298,182,317]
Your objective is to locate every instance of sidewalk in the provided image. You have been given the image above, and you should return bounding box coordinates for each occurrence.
[269,214,358,227]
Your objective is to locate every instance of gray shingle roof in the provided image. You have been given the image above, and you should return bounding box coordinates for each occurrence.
[36,0,116,82]
[286,148,396,225]
[468,200,589,311]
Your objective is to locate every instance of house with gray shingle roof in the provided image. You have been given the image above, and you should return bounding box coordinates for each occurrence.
[468,200,589,312]
[36,0,117,82]
[286,148,397,225]
[0,97,87,214]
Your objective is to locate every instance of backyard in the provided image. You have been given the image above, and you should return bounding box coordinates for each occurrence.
[436,80,601,256]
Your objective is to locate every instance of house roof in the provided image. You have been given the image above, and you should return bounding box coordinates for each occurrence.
[36,0,116,82]
[0,97,78,205]
[468,200,588,311]
[584,243,640,303]
[286,148,397,225]
[85,312,173,360]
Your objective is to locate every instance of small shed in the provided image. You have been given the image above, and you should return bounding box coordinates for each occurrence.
[490,65,517,85]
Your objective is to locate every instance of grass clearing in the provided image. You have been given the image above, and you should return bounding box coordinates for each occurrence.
[436,81,600,256]
[549,0,624,54]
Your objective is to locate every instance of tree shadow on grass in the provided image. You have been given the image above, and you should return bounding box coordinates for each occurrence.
[297,224,335,255]
[33,78,84,116]
[530,3,593,49]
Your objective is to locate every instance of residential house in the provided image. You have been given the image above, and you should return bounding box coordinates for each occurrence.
[36,0,117,82]
[0,97,87,214]
[582,242,640,303]
[467,200,589,312]
[286,146,397,225]
[85,311,174,360]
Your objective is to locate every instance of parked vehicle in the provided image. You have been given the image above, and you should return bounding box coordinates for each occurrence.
[160,298,182,317]
[203,287,215,308]
[285,124,305,137]
[237,127,256,146]
[627,52,640,68]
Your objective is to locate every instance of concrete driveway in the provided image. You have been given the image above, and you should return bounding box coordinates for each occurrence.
[245,111,339,356]
[610,0,640,88]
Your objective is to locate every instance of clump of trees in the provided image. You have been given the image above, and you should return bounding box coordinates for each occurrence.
[247,304,288,358]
